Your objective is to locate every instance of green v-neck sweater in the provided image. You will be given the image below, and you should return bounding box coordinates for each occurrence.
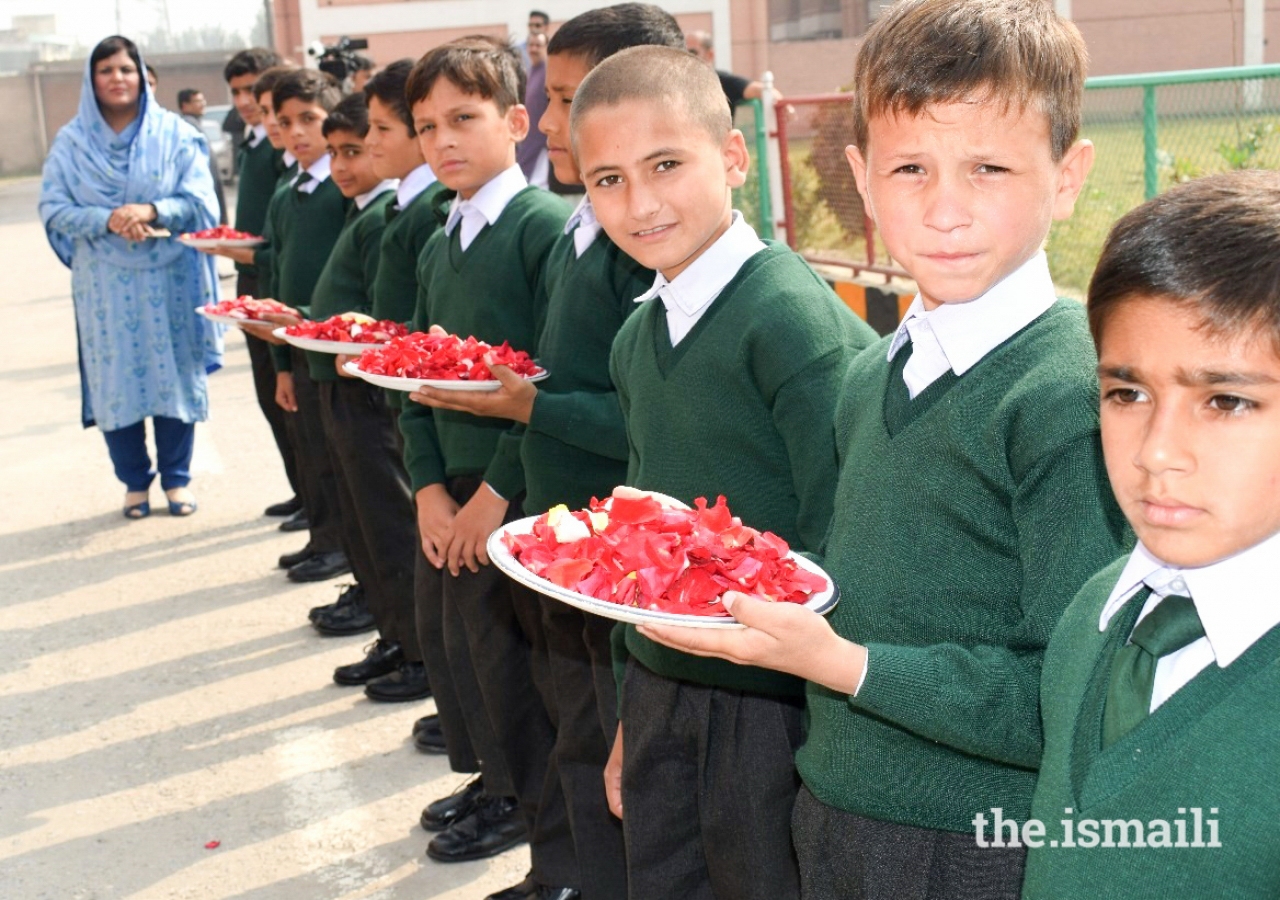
[796,300,1130,833]
[371,182,450,409]
[304,191,393,382]
[399,186,569,499]
[521,229,653,516]
[609,243,877,697]
[251,161,299,293]
[1022,557,1280,899]
[232,138,282,275]
[265,177,352,373]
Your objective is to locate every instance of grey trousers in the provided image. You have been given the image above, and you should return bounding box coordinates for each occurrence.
[620,658,804,900]
[791,786,1026,900]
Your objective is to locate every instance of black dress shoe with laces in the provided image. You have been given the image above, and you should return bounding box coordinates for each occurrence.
[312,592,377,637]
[309,582,361,623]
[426,795,526,862]
[420,775,484,832]
[333,639,403,686]
[364,661,431,702]
[414,715,447,754]
[485,872,538,900]
[287,550,351,583]
[278,544,315,570]
[265,497,302,517]
[279,508,310,532]
[535,888,580,900]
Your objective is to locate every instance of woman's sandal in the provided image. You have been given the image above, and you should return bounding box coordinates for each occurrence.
[123,492,151,519]
[165,488,197,517]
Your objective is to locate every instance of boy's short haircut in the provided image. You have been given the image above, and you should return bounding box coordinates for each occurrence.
[363,58,416,133]
[272,67,344,114]
[177,88,201,108]
[546,2,683,67]
[852,0,1088,161]
[405,36,525,114]
[570,45,728,152]
[252,65,298,102]
[224,47,282,83]
[322,92,371,138]
[1088,170,1280,351]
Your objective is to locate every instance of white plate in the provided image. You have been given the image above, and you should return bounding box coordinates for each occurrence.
[275,327,389,355]
[487,515,839,629]
[342,360,549,392]
[180,236,265,249]
[197,307,259,327]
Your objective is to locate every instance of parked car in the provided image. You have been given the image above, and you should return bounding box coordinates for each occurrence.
[201,104,234,184]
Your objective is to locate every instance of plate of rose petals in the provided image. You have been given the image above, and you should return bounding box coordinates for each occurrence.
[488,488,838,628]
[180,226,265,248]
[275,313,408,354]
[198,296,293,326]
[343,331,548,392]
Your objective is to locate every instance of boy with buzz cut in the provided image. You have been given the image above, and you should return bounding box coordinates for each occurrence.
[399,36,576,896]
[408,6,684,898]
[569,44,877,900]
[1022,171,1280,899]
[642,2,1129,897]
[238,69,356,592]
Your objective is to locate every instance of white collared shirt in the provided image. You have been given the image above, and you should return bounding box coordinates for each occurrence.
[632,212,765,346]
[444,163,528,251]
[282,150,297,170]
[355,179,398,211]
[887,252,1057,398]
[246,123,267,148]
[397,163,437,208]
[290,153,332,194]
[565,195,602,258]
[1099,531,1280,712]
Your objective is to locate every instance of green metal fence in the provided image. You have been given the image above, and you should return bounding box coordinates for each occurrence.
[766,64,1280,296]
[1048,64,1280,294]
[732,98,773,240]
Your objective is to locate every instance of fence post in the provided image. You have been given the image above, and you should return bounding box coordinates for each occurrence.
[762,71,788,246]
[1142,83,1158,200]
[745,98,773,239]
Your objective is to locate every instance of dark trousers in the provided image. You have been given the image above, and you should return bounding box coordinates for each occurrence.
[540,604,626,899]
[102,416,195,492]
[281,348,343,553]
[620,658,804,900]
[237,271,300,499]
[317,378,419,654]
[439,478,574,887]
[791,787,1026,900]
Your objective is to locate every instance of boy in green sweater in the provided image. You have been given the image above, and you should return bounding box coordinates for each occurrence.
[642,2,1128,897]
[239,69,355,589]
[570,45,876,900]
[398,37,575,892]
[1022,171,1280,898]
[409,8,684,898]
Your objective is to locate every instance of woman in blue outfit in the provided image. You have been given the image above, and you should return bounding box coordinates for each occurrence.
[40,35,222,519]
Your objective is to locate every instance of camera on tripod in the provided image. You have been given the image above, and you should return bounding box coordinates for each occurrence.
[307,36,370,82]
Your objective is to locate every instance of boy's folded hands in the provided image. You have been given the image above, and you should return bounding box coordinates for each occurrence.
[443,485,507,575]
[416,483,459,568]
[639,593,867,695]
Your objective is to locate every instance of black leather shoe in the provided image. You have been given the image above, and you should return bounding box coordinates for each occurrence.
[412,714,436,736]
[279,509,310,532]
[414,715,446,754]
[312,594,377,637]
[364,661,431,702]
[485,873,538,900]
[333,639,402,686]
[426,795,526,862]
[309,582,361,623]
[278,544,315,570]
[265,497,302,517]
[536,889,580,900]
[287,551,350,583]
[420,776,484,832]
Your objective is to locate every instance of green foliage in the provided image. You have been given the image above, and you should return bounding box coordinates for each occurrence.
[1217,122,1275,170]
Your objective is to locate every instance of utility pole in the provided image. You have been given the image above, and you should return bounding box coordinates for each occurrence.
[115,0,123,34]
[1244,0,1265,108]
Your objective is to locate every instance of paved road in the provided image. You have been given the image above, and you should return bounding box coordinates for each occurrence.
[0,177,528,899]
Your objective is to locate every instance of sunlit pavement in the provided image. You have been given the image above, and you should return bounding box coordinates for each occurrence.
[0,177,528,900]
